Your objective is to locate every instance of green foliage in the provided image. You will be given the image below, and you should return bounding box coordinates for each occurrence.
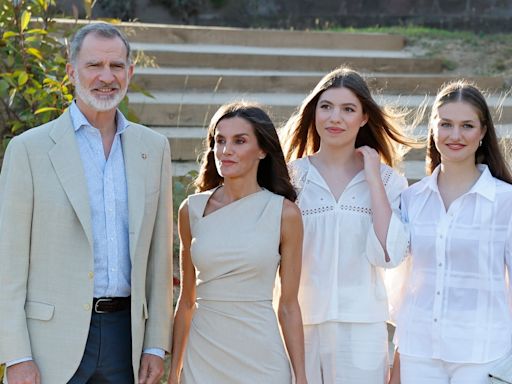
[171,170,197,254]
[0,0,74,153]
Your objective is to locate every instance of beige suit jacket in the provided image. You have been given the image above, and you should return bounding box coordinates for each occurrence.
[0,110,173,383]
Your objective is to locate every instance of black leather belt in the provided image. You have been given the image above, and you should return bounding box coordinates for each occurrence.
[93,297,131,314]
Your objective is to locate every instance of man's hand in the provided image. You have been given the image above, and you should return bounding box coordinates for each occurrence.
[6,361,41,384]
[138,354,164,384]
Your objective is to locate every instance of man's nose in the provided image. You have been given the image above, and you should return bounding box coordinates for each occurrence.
[98,67,115,83]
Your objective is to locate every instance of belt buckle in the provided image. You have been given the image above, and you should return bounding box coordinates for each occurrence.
[94,298,113,314]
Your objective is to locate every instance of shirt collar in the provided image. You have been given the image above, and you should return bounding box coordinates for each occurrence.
[69,100,130,135]
[415,163,496,201]
[469,164,496,201]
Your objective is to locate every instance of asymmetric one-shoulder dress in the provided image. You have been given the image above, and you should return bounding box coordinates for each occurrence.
[181,188,292,383]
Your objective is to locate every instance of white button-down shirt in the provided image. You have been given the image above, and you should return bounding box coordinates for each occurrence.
[289,157,409,325]
[395,164,512,363]
[70,101,131,298]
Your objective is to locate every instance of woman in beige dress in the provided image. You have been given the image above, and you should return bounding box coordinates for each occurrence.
[168,102,307,384]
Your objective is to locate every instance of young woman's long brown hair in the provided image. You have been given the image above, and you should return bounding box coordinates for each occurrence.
[195,101,297,201]
[281,66,416,166]
[426,80,512,184]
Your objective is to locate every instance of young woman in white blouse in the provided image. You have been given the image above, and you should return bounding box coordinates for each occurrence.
[389,81,512,384]
[281,66,414,384]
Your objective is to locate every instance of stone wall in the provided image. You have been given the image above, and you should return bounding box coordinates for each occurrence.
[56,0,512,32]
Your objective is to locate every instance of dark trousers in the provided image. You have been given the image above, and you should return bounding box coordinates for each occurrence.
[68,308,133,384]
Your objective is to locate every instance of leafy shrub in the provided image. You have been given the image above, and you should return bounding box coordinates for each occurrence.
[0,0,74,156]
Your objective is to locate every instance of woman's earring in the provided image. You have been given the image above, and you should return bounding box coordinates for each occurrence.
[479,140,483,147]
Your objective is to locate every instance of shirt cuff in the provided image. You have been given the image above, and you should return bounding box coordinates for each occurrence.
[143,348,165,359]
[365,212,409,268]
[5,357,33,367]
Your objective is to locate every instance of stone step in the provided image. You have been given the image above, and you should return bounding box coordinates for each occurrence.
[128,92,512,127]
[56,19,405,51]
[133,67,506,94]
[132,43,443,73]
[161,125,512,162]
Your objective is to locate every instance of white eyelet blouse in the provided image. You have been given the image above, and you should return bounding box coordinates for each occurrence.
[394,164,512,363]
[289,157,409,325]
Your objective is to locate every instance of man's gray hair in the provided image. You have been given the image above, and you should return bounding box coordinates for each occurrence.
[69,23,131,64]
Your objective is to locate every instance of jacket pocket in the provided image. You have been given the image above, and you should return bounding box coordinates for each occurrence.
[25,301,55,321]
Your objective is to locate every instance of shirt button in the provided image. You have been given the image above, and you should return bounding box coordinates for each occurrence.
[433,318,438,322]
[439,234,443,239]
[438,263,443,267]
[84,303,91,311]
[436,291,441,295]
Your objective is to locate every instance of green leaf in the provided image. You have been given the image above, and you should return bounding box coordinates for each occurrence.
[18,71,28,86]
[0,79,9,96]
[3,137,12,150]
[26,29,48,35]
[20,11,31,33]
[6,55,14,67]
[12,121,24,133]
[8,88,16,107]
[26,47,43,60]
[35,107,58,114]
[3,31,19,39]
[24,36,40,43]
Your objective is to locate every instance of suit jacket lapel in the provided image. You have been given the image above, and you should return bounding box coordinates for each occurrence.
[48,110,93,247]
[121,124,146,263]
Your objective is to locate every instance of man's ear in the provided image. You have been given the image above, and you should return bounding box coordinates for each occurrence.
[66,63,76,84]
[128,63,135,81]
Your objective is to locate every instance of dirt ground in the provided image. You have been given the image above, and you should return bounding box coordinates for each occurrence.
[403,33,512,82]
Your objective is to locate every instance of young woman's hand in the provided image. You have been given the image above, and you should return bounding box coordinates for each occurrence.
[356,145,381,185]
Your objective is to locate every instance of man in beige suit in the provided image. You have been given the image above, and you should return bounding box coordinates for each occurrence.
[0,23,172,384]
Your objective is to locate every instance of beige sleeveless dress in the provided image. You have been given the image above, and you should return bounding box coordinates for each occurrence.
[181,188,292,383]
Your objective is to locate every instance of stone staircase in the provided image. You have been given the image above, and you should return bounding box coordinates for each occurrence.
[59,20,511,180]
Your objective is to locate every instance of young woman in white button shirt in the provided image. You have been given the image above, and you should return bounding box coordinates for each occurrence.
[281,66,414,384]
[389,81,512,384]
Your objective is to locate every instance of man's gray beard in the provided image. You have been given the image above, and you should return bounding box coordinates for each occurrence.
[74,75,128,112]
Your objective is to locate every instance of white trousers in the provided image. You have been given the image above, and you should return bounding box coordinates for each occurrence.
[400,353,506,384]
[304,321,389,384]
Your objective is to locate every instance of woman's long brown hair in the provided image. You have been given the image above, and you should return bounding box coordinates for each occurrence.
[195,101,297,201]
[426,80,512,184]
[281,66,417,167]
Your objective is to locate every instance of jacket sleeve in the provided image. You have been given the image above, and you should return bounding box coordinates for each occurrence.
[0,137,34,363]
[143,137,173,352]
[365,171,410,268]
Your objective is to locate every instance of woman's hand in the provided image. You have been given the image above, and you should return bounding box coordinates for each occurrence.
[388,350,401,384]
[356,145,381,185]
